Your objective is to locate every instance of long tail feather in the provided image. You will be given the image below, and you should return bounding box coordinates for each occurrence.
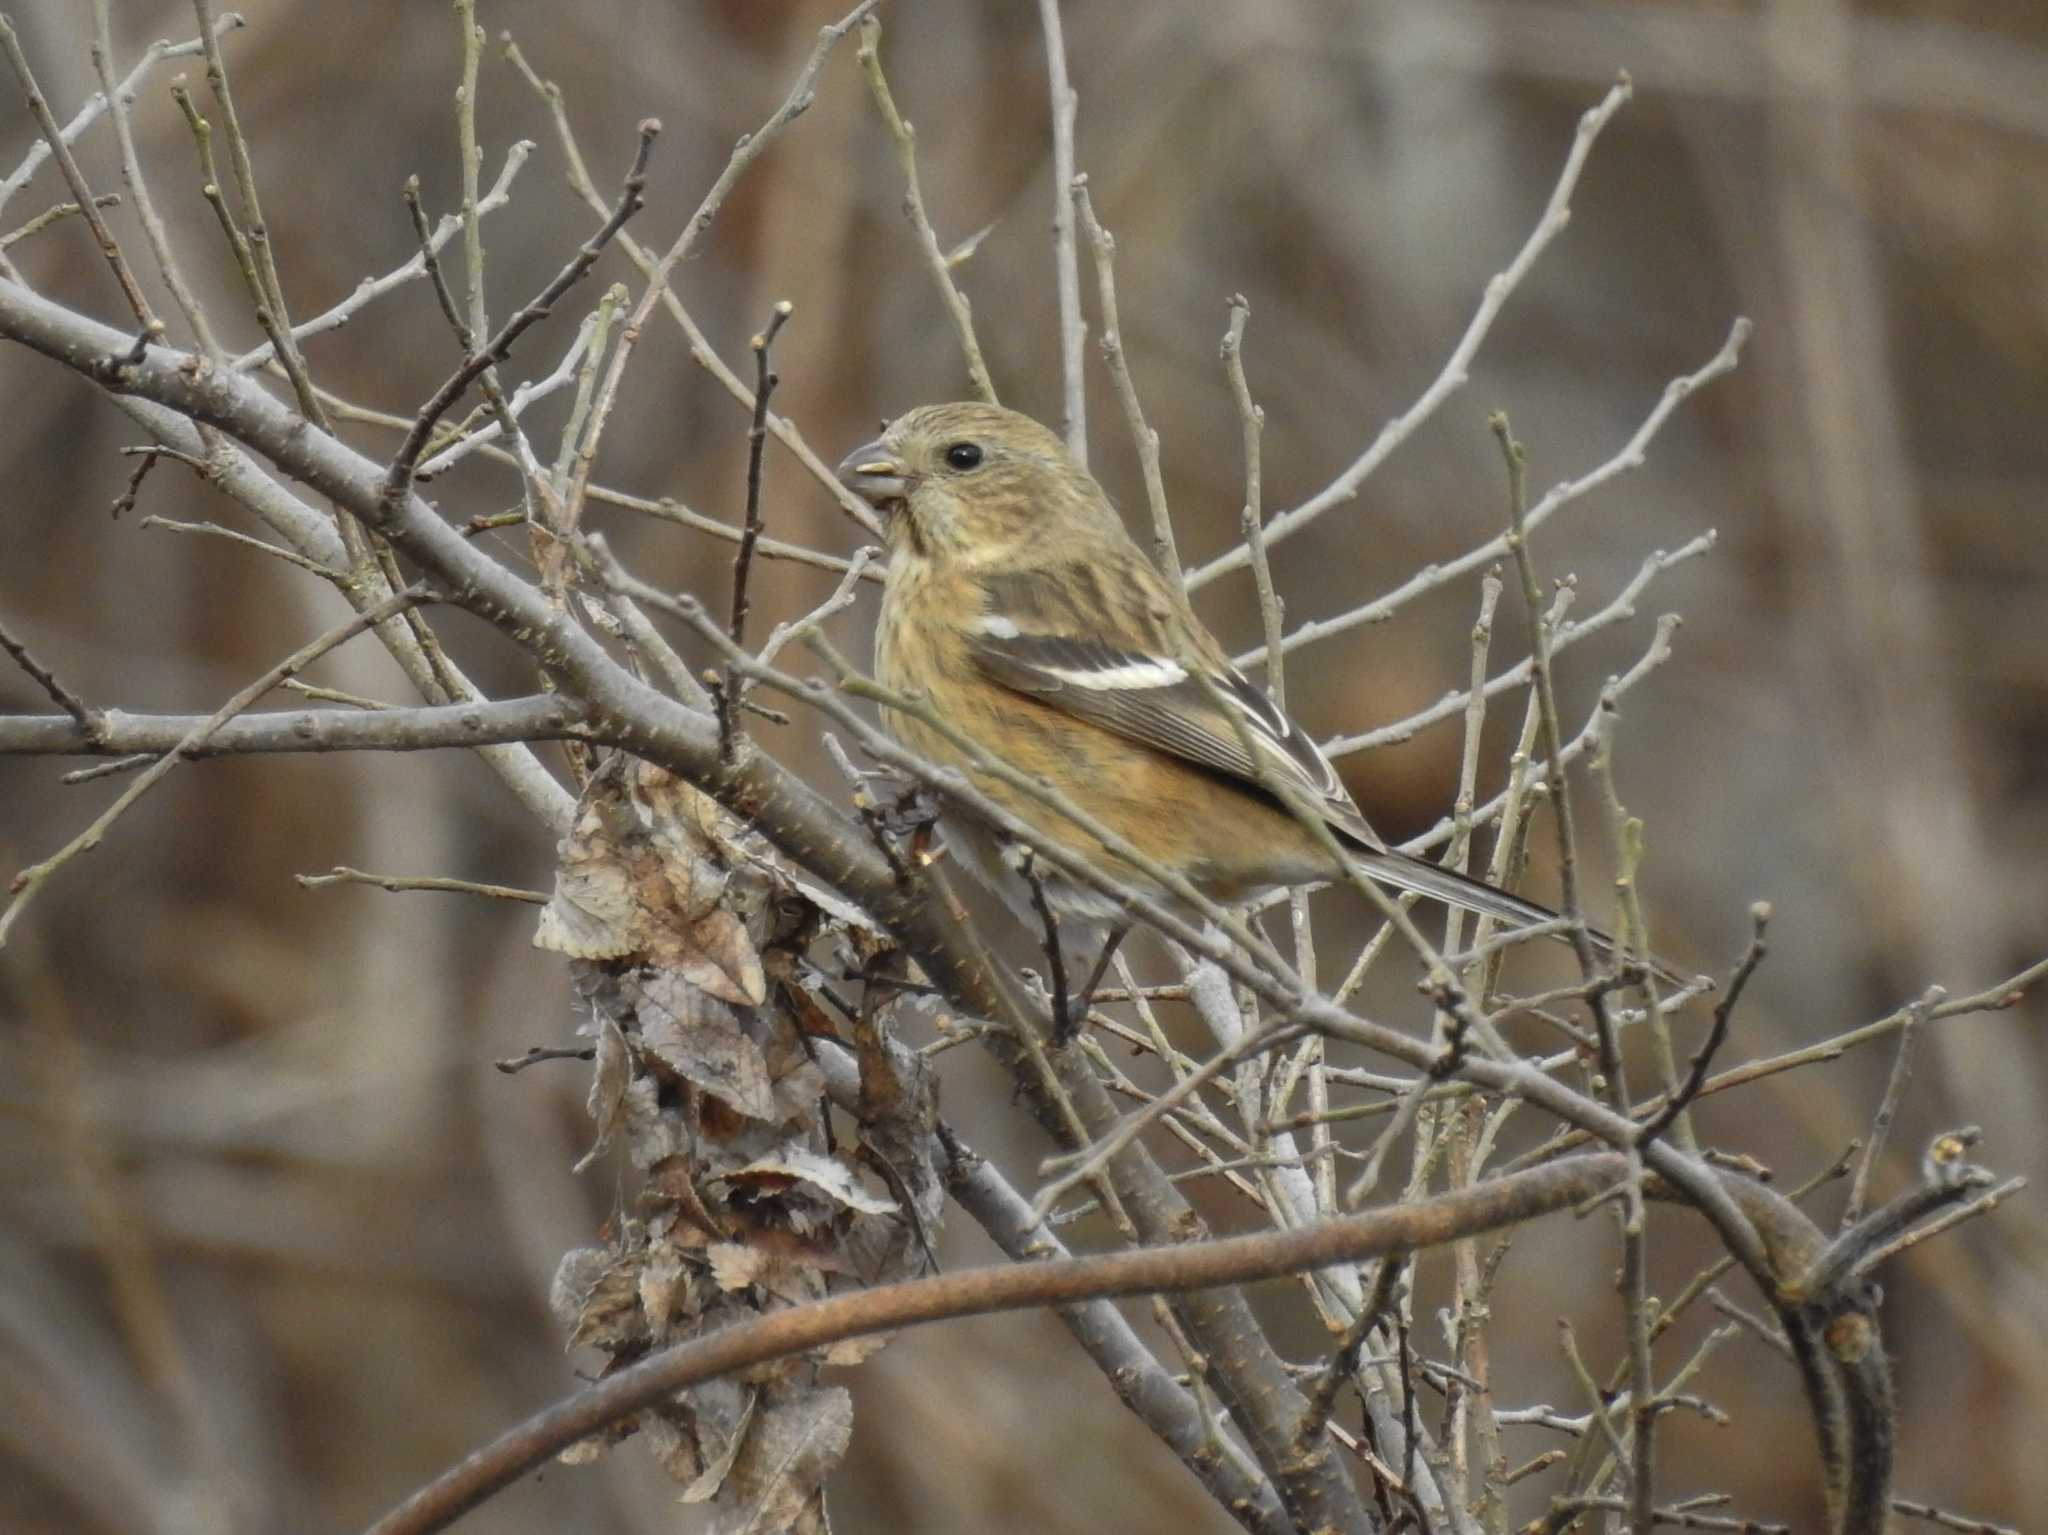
[1350,847,1693,989]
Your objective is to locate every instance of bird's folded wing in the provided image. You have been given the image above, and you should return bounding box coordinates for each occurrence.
[969,567,1384,850]
[967,569,1695,985]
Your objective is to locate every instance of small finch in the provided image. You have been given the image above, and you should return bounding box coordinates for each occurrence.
[839,401,1664,977]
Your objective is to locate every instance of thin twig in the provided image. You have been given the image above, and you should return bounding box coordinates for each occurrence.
[419,303,604,479]
[230,141,532,371]
[1241,316,1744,672]
[1035,1020,1309,1219]
[856,11,997,405]
[139,513,345,580]
[0,11,240,219]
[1509,954,2048,1170]
[91,0,220,358]
[276,678,386,709]
[1638,903,1769,1148]
[560,1,877,534]
[0,14,159,334]
[1,586,429,948]
[1556,1495,1788,1534]
[1072,177,1176,584]
[1841,984,1942,1229]
[192,0,323,419]
[1334,536,1711,766]
[756,547,876,672]
[1494,414,1596,983]
[1847,1174,2025,1280]
[295,866,546,903]
[452,0,488,343]
[168,81,320,428]
[403,176,469,342]
[59,753,153,785]
[1889,1497,2020,1535]
[0,192,119,250]
[730,301,792,651]
[383,121,656,503]
[1035,0,1085,460]
[1400,615,1683,862]
[500,32,884,540]
[494,1044,596,1075]
[1018,853,1075,1041]
[0,616,96,731]
[1495,409,1652,1531]
[1188,74,1637,592]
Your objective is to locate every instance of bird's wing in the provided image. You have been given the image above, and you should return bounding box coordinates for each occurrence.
[966,564,1687,986]
[970,564,1385,850]
[971,564,1692,984]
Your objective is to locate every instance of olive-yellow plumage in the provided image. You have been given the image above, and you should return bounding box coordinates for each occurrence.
[838,402,1657,972]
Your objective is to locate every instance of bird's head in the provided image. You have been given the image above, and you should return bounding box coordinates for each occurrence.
[837,402,1118,563]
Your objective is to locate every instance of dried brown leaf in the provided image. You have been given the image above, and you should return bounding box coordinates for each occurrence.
[820,1333,892,1367]
[708,1242,774,1294]
[636,974,778,1120]
[728,1146,899,1217]
[708,1386,852,1535]
[639,1247,689,1344]
[535,771,767,1006]
[573,1017,632,1173]
[680,1388,759,1505]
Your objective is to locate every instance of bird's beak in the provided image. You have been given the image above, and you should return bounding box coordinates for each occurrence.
[836,440,912,508]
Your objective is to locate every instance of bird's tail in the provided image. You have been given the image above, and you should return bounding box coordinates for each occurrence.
[1348,846,1693,989]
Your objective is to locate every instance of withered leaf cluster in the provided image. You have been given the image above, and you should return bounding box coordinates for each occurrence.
[536,756,940,1532]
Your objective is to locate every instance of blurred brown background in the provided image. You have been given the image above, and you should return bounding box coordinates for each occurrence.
[0,1,2043,1530]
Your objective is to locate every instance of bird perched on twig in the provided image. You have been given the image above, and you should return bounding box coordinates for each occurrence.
[838,401,1670,983]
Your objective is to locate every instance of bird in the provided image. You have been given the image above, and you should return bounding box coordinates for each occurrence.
[836,401,1676,986]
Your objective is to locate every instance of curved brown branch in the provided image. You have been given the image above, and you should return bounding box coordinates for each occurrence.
[363,1151,1903,1535]
[367,1156,1629,1535]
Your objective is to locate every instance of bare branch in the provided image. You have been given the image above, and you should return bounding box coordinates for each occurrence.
[856,11,998,405]
[0,696,585,758]
[501,33,884,540]
[362,1153,1642,1535]
[383,121,656,502]
[0,615,96,732]
[90,0,219,358]
[1324,533,1714,760]
[730,301,793,652]
[295,866,546,903]
[1841,985,1942,1229]
[1073,177,1176,584]
[230,141,533,372]
[1188,74,1636,592]
[0,14,159,333]
[1,585,429,948]
[0,10,241,219]
[1035,0,1085,459]
[560,1,878,528]
[1638,904,1770,1149]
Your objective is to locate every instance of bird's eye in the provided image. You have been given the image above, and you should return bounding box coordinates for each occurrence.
[942,442,984,471]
